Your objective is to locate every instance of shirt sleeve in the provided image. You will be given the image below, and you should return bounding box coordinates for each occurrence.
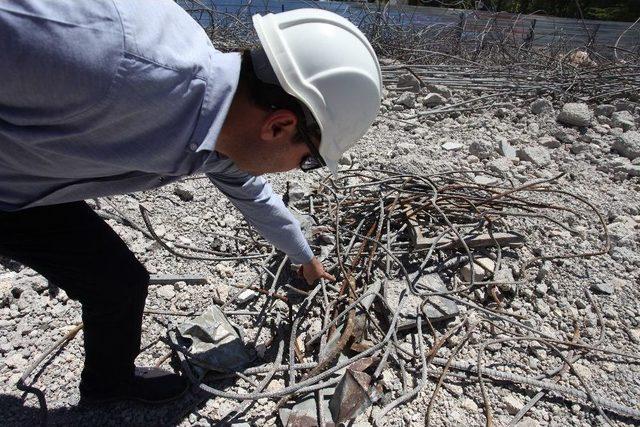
[206,169,314,265]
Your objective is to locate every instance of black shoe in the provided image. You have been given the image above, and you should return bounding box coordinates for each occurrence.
[80,367,189,405]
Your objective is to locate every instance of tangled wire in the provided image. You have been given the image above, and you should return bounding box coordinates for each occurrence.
[154,170,640,425]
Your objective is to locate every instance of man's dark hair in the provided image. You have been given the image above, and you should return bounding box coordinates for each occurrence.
[239,50,320,144]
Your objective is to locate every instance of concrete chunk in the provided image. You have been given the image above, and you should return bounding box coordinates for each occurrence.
[557,103,592,127]
[517,146,551,167]
[613,131,640,160]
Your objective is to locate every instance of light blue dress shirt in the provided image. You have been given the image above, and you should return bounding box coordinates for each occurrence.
[0,0,314,264]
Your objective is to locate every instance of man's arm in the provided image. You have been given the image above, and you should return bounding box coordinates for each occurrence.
[207,167,334,285]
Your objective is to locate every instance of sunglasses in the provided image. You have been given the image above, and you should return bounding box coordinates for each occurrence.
[296,121,325,172]
[270,103,326,172]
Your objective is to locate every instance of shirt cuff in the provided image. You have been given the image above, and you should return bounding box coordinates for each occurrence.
[288,244,314,265]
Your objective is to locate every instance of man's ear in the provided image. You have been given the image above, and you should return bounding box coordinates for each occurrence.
[260,110,298,142]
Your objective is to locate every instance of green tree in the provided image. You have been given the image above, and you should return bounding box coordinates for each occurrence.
[416,0,640,22]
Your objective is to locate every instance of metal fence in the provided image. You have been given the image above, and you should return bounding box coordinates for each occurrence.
[183,0,639,56]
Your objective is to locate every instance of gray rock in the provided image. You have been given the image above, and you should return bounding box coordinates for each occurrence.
[557,103,593,127]
[422,93,447,107]
[174,184,194,202]
[396,142,417,155]
[4,352,26,369]
[338,153,352,166]
[516,417,540,427]
[442,141,463,151]
[535,282,548,296]
[590,282,614,295]
[461,258,495,281]
[32,278,49,293]
[611,110,636,131]
[624,164,640,177]
[487,158,512,173]
[461,398,478,412]
[157,285,175,300]
[610,246,640,265]
[535,299,550,317]
[473,175,499,185]
[421,279,459,321]
[613,131,640,160]
[530,98,553,115]
[595,104,615,117]
[504,395,524,415]
[397,73,421,93]
[553,127,577,144]
[17,289,39,311]
[426,83,452,99]
[607,219,635,247]
[236,289,258,304]
[535,260,552,282]
[0,340,13,354]
[469,140,495,160]
[494,107,509,118]
[486,341,502,351]
[539,136,561,148]
[387,274,458,329]
[498,139,517,158]
[569,141,590,155]
[517,146,551,167]
[0,282,12,308]
[494,268,515,293]
[396,92,416,108]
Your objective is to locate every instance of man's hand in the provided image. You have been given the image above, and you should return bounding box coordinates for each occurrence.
[298,257,336,287]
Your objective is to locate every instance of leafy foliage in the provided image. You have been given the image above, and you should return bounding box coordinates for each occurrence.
[415,0,640,22]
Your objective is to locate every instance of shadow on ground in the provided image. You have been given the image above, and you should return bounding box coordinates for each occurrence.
[0,389,204,426]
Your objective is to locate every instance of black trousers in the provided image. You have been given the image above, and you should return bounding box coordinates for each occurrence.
[0,201,149,392]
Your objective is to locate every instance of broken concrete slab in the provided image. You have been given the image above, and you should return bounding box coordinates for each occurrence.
[498,138,516,159]
[385,274,459,330]
[516,146,551,167]
[460,257,496,282]
[418,274,459,321]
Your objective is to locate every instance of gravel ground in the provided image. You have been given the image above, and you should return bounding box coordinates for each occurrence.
[1,63,640,426]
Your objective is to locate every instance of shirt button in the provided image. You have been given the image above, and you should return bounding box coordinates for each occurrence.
[189,143,198,151]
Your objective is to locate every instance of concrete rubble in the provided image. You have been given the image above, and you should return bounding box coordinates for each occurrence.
[2,19,640,427]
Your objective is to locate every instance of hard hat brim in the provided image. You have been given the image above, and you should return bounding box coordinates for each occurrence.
[325,157,338,176]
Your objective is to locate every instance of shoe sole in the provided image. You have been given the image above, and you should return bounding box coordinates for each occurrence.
[80,384,189,406]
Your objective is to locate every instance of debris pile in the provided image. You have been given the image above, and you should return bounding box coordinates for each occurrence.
[3,4,639,426]
[160,169,640,426]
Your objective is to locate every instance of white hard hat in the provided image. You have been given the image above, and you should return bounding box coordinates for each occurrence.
[252,8,383,174]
